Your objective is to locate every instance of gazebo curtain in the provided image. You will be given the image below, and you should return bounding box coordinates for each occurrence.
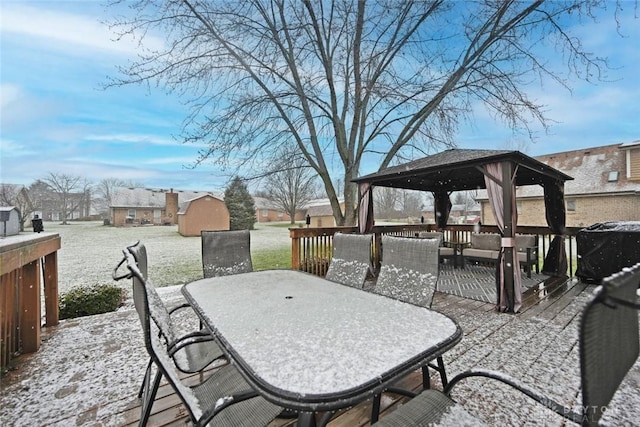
[542,180,568,276]
[358,182,374,233]
[433,191,452,229]
[483,162,522,312]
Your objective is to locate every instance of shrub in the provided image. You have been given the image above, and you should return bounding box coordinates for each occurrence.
[59,284,127,320]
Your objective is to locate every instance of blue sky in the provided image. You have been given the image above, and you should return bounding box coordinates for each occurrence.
[1,2,639,192]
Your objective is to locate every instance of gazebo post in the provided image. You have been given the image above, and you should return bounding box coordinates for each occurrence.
[501,161,516,311]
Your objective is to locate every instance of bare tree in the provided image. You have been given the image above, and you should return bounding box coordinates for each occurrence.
[94,178,133,217]
[263,153,320,224]
[0,184,35,231]
[107,0,631,225]
[374,187,401,220]
[42,173,92,225]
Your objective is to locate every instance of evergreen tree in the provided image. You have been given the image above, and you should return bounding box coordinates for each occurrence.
[224,176,256,230]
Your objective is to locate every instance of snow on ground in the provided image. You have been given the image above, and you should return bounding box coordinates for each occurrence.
[45,221,292,294]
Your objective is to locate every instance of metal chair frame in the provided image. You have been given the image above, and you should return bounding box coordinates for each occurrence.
[121,251,282,426]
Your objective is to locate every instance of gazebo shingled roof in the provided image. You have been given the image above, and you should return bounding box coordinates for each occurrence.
[353,149,573,191]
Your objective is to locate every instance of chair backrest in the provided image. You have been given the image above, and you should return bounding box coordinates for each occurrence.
[325,232,373,288]
[201,230,253,278]
[579,262,640,426]
[515,234,537,254]
[374,235,440,307]
[124,243,179,345]
[124,251,205,421]
[127,241,148,279]
[471,232,501,251]
[418,231,444,247]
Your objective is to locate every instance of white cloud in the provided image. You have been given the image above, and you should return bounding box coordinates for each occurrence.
[84,133,176,146]
[0,3,164,57]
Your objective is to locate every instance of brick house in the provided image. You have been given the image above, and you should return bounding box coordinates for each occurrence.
[177,194,230,236]
[110,188,222,227]
[477,141,640,227]
[253,196,306,223]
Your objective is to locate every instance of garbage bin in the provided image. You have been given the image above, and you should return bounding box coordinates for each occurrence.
[576,221,640,283]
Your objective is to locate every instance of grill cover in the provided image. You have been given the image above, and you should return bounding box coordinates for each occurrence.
[576,221,640,283]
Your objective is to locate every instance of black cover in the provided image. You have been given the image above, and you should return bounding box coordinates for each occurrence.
[576,221,640,283]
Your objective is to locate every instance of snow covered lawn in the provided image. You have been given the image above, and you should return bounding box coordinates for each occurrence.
[44,221,292,294]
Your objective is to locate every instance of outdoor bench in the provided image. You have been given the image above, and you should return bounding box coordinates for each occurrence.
[461,232,538,278]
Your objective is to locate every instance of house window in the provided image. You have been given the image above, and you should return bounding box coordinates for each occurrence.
[262,209,268,217]
[278,211,284,217]
[628,147,640,180]
[608,171,619,182]
[127,209,136,218]
[566,199,576,212]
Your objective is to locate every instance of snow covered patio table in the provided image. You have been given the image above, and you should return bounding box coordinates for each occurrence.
[182,269,462,426]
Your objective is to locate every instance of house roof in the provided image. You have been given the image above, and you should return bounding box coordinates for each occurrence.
[111,188,223,208]
[475,143,640,200]
[306,203,334,216]
[177,194,225,215]
[353,149,573,192]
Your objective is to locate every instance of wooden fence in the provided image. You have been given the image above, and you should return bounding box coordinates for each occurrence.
[1,233,60,370]
[290,224,583,277]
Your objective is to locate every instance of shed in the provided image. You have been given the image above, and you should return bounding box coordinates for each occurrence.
[0,207,21,237]
[354,149,573,313]
[177,194,230,237]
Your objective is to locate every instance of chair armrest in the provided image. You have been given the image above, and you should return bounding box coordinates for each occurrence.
[443,369,583,424]
[167,302,191,315]
[167,330,217,356]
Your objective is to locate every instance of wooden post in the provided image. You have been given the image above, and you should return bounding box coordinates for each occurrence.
[290,229,300,271]
[20,260,41,353]
[43,251,59,326]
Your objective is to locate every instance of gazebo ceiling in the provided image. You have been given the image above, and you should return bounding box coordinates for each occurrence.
[353,149,573,192]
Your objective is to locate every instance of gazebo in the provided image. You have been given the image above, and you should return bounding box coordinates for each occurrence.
[353,149,573,313]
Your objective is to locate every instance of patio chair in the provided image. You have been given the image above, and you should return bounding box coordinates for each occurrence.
[122,251,283,427]
[201,230,253,278]
[370,235,447,422]
[324,232,373,288]
[113,242,226,420]
[374,262,640,427]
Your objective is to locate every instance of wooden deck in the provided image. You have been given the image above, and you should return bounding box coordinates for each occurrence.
[114,275,611,426]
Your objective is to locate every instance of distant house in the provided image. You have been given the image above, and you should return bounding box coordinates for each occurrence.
[476,142,640,227]
[109,188,223,227]
[253,196,306,223]
[0,206,20,236]
[306,199,345,227]
[177,194,230,237]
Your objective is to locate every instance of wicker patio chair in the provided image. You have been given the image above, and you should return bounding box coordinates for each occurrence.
[201,230,253,278]
[324,232,373,288]
[113,242,226,419]
[122,251,283,427]
[370,235,446,423]
[374,262,640,427]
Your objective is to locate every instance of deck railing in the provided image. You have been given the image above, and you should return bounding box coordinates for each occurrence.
[1,233,61,370]
[290,224,583,278]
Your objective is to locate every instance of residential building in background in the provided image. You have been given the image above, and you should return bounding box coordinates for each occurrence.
[477,141,640,227]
